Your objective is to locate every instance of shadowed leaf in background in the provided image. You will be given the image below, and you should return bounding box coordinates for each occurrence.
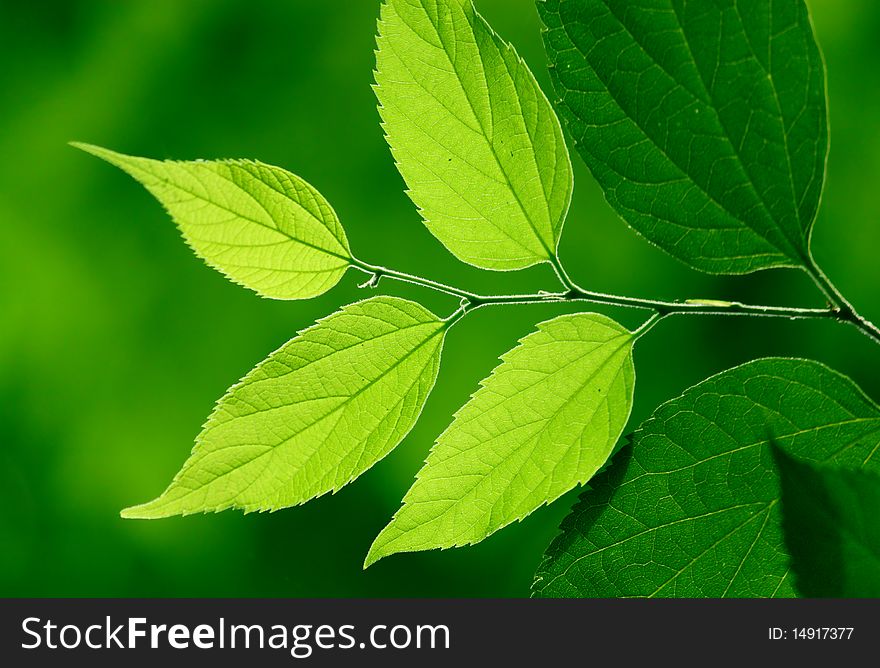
[773,444,880,597]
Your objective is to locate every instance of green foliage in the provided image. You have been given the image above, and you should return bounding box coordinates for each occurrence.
[539,0,827,274]
[365,313,635,566]
[73,143,352,299]
[75,0,880,597]
[375,0,572,270]
[533,359,880,597]
[774,445,880,597]
[122,297,446,518]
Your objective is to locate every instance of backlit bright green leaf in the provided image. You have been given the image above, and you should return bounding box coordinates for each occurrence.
[539,0,827,274]
[365,312,635,566]
[375,0,573,270]
[74,143,352,299]
[774,445,880,597]
[122,297,446,518]
[532,358,880,597]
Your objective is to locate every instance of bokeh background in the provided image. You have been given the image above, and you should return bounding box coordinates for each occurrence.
[1,0,878,597]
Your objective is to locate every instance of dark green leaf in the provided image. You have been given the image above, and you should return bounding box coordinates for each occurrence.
[539,0,827,274]
[533,358,880,597]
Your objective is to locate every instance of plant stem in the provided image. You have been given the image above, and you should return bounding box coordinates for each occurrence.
[351,259,880,345]
[804,256,880,344]
[633,312,666,339]
[549,255,577,292]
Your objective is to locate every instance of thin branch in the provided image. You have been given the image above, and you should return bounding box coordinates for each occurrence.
[351,257,880,345]
[548,255,576,292]
[633,312,666,339]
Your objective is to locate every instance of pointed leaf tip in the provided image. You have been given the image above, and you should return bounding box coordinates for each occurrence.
[78,144,353,300]
[129,297,447,519]
[369,312,636,562]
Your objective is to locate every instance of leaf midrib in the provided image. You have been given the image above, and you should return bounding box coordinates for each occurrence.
[651,500,778,598]
[539,501,767,595]
[666,1,806,259]
[403,3,557,259]
[127,158,351,263]
[559,2,804,262]
[165,325,446,508]
[395,333,633,545]
[208,318,444,427]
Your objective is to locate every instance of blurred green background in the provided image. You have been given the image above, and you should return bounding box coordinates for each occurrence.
[1,0,878,597]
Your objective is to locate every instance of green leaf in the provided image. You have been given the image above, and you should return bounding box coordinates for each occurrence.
[122,297,446,519]
[773,445,880,597]
[533,358,880,598]
[375,0,573,270]
[365,312,635,567]
[74,143,352,299]
[539,0,827,274]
